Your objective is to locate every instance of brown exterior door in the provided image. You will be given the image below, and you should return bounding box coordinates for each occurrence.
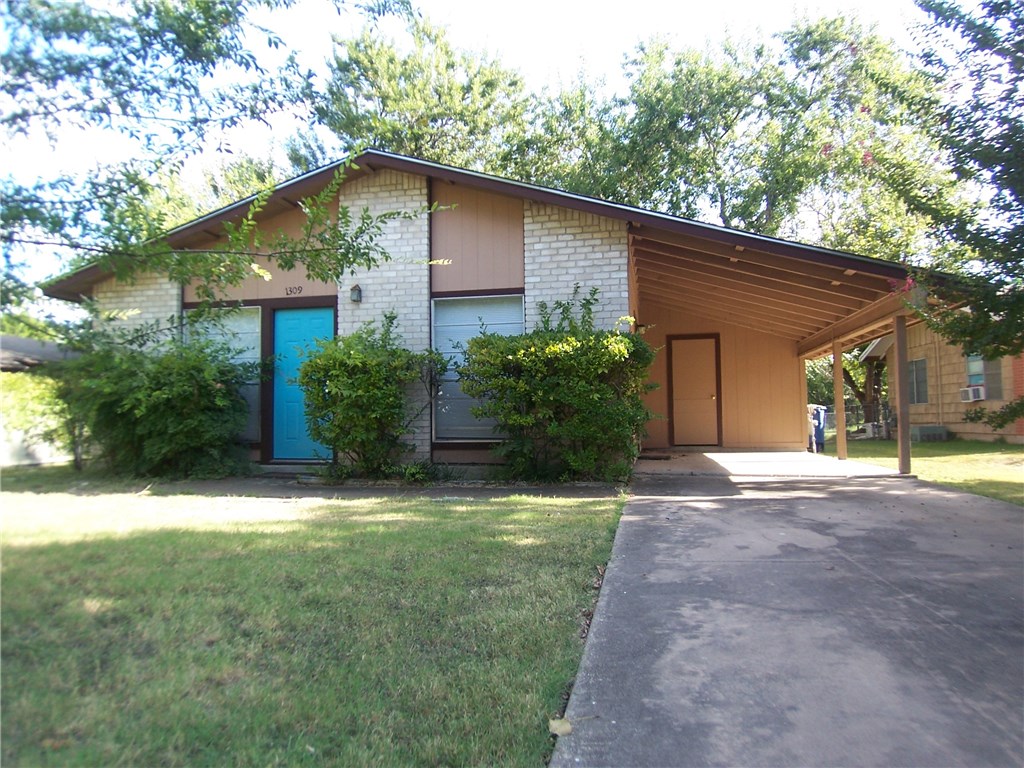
[670,336,721,445]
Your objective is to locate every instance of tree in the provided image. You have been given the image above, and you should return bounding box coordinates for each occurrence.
[888,0,1023,429]
[145,155,280,232]
[294,17,529,172]
[1,0,411,308]
[504,18,954,247]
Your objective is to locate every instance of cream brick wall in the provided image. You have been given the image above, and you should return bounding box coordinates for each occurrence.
[93,272,181,331]
[523,202,630,331]
[335,169,432,459]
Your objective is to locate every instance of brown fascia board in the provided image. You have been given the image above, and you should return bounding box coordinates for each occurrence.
[42,148,916,300]
[41,262,110,302]
[41,161,353,301]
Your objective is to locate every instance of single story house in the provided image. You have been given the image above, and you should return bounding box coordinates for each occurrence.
[45,150,929,470]
[862,326,1024,444]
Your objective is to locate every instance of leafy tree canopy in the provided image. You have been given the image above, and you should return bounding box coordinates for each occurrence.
[895,0,1023,359]
[1,0,411,309]
[288,16,529,173]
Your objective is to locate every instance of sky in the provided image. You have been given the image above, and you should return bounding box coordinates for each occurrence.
[377,0,928,94]
[5,0,932,286]
[8,0,931,181]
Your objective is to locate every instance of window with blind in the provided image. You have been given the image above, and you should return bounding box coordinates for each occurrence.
[186,307,262,441]
[966,355,1003,400]
[432,296,524,440]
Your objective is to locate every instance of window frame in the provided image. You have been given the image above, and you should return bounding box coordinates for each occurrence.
[965,354,1003,400]
[185,306,262,442]
[431,294,525,442]
[907,357,928,405]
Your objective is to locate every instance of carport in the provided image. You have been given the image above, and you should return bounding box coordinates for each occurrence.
[626,220,924,473]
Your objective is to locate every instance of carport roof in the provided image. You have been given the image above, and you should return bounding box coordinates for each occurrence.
[44,149,919,354]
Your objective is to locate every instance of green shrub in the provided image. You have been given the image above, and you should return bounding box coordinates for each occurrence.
[458,288,656,482]
[0,371,66,446]
[49,320,254,478]
[298,313,447,478]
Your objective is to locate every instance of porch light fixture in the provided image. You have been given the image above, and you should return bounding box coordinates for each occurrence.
[349,284,362,303]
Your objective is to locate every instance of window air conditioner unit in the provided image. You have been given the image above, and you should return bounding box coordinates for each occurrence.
[959,385,985,402]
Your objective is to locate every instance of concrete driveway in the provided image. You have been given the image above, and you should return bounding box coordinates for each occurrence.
[551,470,1024,767]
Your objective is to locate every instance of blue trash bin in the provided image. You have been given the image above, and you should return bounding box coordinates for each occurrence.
[812,406,827,453]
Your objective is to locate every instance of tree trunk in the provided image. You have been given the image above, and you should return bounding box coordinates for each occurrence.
[843,359,886,422]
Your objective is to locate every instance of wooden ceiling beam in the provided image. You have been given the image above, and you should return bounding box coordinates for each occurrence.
[634,241,880,304]
[636,264,844,323]
[635,256,854,316]
[636,273,827,333]
[796,291,921,358]
[639,291,805,340]
[629,225,898,292]
[637,282,823,335]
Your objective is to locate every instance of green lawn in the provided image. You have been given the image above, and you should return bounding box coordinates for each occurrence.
[831,437,1024,506]
[1,477,622,767]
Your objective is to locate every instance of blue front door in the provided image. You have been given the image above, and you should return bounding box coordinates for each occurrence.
[273,307,334,460]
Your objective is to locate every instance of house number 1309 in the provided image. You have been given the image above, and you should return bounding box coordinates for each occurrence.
[285,286,303,296]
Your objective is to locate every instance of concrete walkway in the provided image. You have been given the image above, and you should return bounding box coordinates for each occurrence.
[551,471,1024,767]
[635,448,900,478]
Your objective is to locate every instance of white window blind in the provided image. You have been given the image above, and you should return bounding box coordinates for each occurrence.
[186,307,261,441]
[433,296,524,440]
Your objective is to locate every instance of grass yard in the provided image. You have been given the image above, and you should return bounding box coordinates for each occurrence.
[830,437,1023,505]
[1,475,622,767]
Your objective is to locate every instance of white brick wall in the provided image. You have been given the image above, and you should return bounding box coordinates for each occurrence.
[335,169,432,460]
[523,202,630,330]
[93,272,181,332]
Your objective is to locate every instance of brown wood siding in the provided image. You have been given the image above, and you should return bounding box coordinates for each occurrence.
[430,182,524,293]
[888,323,1023,442]
[640,304,805,449]
[182,206,338,303]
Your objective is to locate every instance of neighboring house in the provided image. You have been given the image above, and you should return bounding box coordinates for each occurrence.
[862,325,1024,444]
[0,335,77,466]
[45,150,923,466]
[0,334,77,372]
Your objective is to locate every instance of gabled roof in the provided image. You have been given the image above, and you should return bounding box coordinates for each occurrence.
[163,150,909,275]
[43,149,918,356]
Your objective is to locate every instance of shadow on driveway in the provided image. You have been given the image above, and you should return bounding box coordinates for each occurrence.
[552,474,1024,768]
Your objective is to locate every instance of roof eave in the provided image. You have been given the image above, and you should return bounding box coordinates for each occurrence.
[41,148,920,299]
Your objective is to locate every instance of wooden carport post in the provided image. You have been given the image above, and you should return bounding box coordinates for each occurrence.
[892,315,912,474]
[832,340,848,460]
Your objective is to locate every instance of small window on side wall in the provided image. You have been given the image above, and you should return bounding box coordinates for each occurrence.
[908,358,928,405]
